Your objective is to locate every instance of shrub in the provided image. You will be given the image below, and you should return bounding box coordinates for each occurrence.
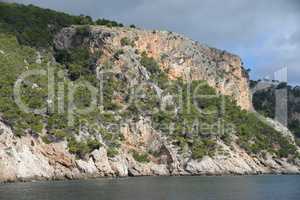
[68,137,89,158]
[67,137,101,158]
[140,52,161,74]
[76,25,90,37]
[95,18,123,27]
[50,129,67,140]
[130,150,150,163]
[76,15,93,25]
[120,37,134,47]
[107,147,119,157]
[140,52,168,88]
[113,49,124,60]
[191,139,217,160]
[87,139,101,150]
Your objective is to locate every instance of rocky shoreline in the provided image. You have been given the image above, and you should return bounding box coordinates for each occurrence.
[1,24,300,184]
[2,172,300,184]
[1,121,299,183]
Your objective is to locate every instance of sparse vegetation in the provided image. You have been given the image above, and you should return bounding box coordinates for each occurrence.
[0,2,298,162]
[67,136,101,158]
[130,149,150,163]
[107,146,119,158]
[120,37,134,47]
[252,80,300,138]
[140,52,169,89]
[0,2,124,48]
[95,18,124,27]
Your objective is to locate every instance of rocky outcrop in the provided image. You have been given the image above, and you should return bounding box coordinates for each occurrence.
[55,26,252,110]
[91,148,114,176]
[0,25,298,183]
[1,117,299,183]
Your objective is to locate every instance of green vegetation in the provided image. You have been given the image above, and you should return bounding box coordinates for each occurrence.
[252,80,300,138]
[113,49,124,60]
[95,18,123,27]
[0,2,124,48]
[120,37,135,47]
[107,146,119,158]
[0,32,121,157]
[149,79,297,159]
[0,2,297,161]
[130,150,150,163]
[140,52,169,89]
[192,139,217,160]
[0,34,46,136]
[67,137,101,158]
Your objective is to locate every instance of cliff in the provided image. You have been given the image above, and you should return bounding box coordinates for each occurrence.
[55,26,252,110]
[0,3,299,183]
[1,118,299,182]
[0,25,299,182]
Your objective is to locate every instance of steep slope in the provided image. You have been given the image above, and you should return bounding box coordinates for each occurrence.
[55,26,252,110]
[252,80,300,140]
[0,3,299,182]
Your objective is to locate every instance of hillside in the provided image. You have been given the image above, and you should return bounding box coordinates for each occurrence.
[0,3,299,182]
[252,80,300,140]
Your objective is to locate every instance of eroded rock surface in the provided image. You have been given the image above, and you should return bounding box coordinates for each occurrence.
[1,26,299,183]
[1,118,299,183]
[55,26,252,110]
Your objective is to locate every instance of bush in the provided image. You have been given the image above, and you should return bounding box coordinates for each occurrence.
[113,49,124,60]
[68,137,89,158]
[87,139,101,150]
[130,150,150,163]
[76,15,93,25]
[67,137,101,158]
[50,129,67,140]
[95,18,123,27]
[76,25,90,37]
[140,52,161,74]
[120,37,134,47]
[107,147,119,157]
[191,139,217,160]
[140,52,168,88]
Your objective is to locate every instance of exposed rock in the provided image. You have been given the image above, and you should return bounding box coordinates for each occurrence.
[75,158,98,176]
[109,155,128,177]
[91,148,114,176]
[127,156,152,176]
[36,51,42,64]
[54,26,252,110]
[150,164,170,176]
[1,25,300,183]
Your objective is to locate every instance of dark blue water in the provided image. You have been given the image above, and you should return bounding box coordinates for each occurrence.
[0,176,299,200]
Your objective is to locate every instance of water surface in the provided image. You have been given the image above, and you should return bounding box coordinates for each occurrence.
[0,176,299,200]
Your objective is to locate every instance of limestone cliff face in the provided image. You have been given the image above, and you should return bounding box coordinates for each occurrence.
[1,26,299,183]
[1,118,299,183]
[55,26,252,110]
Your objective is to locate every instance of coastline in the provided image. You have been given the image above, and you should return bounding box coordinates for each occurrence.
[1,120,300,184]
[2,171,300,184]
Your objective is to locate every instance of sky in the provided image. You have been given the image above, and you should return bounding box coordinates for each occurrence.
[4,0,300,85]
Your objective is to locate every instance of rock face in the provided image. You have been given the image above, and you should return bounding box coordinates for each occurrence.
[55,26,252,110]
[1,118,299,183]
[0,26,299,183]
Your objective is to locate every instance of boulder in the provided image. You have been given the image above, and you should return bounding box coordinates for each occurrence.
[91,148,114,176]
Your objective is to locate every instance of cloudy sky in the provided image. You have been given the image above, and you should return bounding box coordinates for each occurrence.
[4,0,300,84]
